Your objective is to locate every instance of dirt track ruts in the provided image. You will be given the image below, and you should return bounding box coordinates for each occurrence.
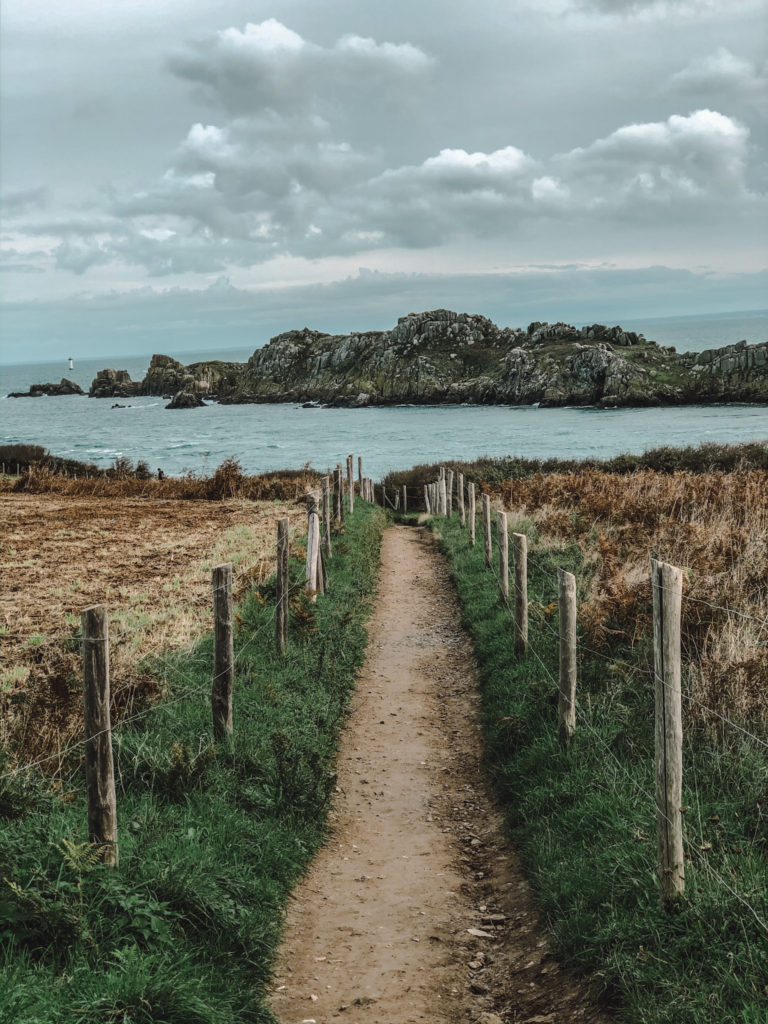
[270,525,613,1024]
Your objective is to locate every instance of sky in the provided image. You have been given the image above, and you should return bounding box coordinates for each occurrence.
[1,0,767,362]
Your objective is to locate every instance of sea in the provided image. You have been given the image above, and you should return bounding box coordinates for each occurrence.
[1,311,767,479]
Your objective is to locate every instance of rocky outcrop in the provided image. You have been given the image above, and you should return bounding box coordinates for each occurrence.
[9,378,85,398]
[90,369,142,399]
[89,356,242,400]
[165,390,206,409]
[88,310,768,408]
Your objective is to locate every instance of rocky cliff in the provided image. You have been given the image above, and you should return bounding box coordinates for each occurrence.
[89,310,768,408]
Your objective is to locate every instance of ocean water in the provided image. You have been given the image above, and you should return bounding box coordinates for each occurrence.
[1,312,766,478]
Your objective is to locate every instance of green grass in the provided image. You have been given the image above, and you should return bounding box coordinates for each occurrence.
[0,503,386,1024]
[430,512,768,1024]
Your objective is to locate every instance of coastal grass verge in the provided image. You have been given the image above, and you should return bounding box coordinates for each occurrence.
[0,501,386,1024]
[382,440,768,493]
[429,509,767,1024]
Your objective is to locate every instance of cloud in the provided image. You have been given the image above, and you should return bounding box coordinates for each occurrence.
[167,18,433,117]
[575,0,758,14]
[1,187,51,219]
[10,105,761,280]
[668,48,768,109]
[556,109,753,208]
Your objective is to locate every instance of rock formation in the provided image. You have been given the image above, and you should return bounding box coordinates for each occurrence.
[88,310,768,408]
[9,378,85,398]
[89,355,242,400]
[165,390,206,409]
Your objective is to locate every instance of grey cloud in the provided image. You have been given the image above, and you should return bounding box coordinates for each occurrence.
[1,186,50,218]
[11,102,764,282]
[668,49,768,110]
[167,18,433,117]
[575,0,749,13]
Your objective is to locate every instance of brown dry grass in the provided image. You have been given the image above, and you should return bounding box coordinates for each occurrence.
[0,488,308,768]
[494,469,768,732]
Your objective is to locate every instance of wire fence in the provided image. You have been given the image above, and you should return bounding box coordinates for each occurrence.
[452,491,768,937]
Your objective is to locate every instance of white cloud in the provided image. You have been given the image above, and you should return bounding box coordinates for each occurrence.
[556,109,753,206]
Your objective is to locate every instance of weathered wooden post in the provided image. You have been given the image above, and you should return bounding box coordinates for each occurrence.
[276,518,289,654]
[512,533,528,657]
[347,454,354,514]
[402,484,407,513]
[439,475,447,516]
[81,604,118,866]
[446,469,454,516]
[394,490,400,510]
[321,475,332,560]
[337,464,346,523]
[468,482,476,546]
[482,493,492,567]
[358,456,363,493]
[497,511,509,604]
[458,473,465,527]
[212,563,234,740]
[557,568,577,749]
[424,484,431,513]
[652,558,685,907]
[305,492,320,602]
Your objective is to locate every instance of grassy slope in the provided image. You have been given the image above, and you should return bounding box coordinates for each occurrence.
[430,512,767,1024]
[0,503,386,1024]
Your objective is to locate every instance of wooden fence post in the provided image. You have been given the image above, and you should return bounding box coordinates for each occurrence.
[81,604,118,866]
[558,568,577,749]
[652,558,685,907]
[468,482,476,546]
[212,563,234,741]
[439,475,447,516]
[458,473,465,527]
[321,475,332,560]
[337,465,345,523]
[446,470,454,516]
[482,493,492,567]
[276,518,289,654]
[424,484,431,513]
[347,454,354,514]
[512,533,528,657]
[497,511,509,604]
[358,456,363,493]
[402,484,407,513]
[305,491,320,602]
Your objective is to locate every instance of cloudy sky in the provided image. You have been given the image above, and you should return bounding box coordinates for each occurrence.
[1,0,766,362]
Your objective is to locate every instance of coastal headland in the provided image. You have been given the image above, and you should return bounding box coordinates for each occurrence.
[84,309,768,408]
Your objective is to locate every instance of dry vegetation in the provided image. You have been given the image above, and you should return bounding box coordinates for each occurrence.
[0,465,318,768]
[489,468,768,733]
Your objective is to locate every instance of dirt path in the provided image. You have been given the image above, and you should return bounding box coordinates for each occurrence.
[270,526,613,1024]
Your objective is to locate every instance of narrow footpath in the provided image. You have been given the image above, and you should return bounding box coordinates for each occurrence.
[270,526,613,1024]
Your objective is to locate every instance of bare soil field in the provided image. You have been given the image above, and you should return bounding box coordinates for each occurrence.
[0,492,305,765]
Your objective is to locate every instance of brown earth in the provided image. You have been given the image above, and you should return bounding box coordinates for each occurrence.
[270,526,613,1024]
[0,493,305,763]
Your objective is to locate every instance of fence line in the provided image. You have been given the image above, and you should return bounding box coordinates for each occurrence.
[483,548,768,933]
